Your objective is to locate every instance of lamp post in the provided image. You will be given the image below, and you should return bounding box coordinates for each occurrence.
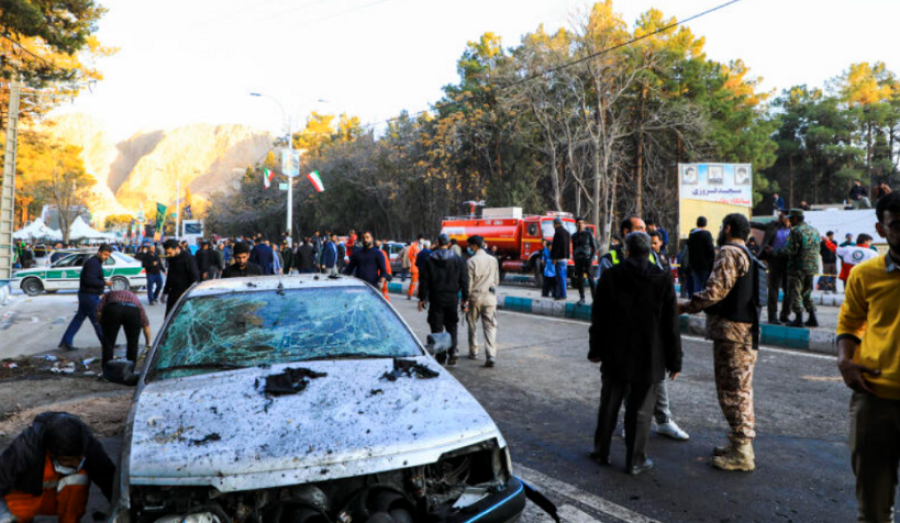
[250,92,294,246]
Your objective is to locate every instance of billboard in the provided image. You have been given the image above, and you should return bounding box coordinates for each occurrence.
[678,163,752,239]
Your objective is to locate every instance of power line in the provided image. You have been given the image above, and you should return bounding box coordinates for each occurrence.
[358,0,744,131]
[0,34,54,68]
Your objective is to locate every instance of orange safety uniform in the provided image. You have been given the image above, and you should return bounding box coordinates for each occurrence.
[4,454,90,523]
[380,248,392,301]
[407,243,421,299]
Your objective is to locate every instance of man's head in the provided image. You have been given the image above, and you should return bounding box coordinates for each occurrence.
[331,233,338,242]
[775,211,789,227]
[437,234,450,249]
[624,232,652,260]
[845,233,854,242]
[163,239,181,257]
[876,192,900,257]
[696,216,708,229]
[773,192,779,198]
[374,239,382,248]
[201,241,209,250]
[855,180,862,187]
[718,213,751,247]
[646,220,658,232]
[362,231,374,247]
[467,235,485,252]
[789,209,805,226]
[826,231,834,240]
[576,217,586,232]
[450,238,458,246]
[97,243,113,262]
[619,215,646,237]
[553,217,562,229]
[44,415,87,469]
[648,230,664,254]
[856,234,873,247]
[232,242,251,267]
[417,234,424,245]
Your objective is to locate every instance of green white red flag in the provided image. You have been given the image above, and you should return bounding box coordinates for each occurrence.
[263,168,275,189]
[307,171,325,192]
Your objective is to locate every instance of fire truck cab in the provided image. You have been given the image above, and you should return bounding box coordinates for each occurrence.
[441,207,595,287]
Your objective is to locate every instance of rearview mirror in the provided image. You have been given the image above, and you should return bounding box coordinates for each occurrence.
[425,333,452,357]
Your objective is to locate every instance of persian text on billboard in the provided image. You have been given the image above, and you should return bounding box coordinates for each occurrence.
[679,163,752,208]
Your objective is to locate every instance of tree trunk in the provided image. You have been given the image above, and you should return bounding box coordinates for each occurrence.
[789,155,795,208]
[635,87,645,216]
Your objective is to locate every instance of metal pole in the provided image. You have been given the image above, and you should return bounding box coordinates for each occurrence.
[0,78,22,280]
[286,117,293,247]
[176,175,180,240]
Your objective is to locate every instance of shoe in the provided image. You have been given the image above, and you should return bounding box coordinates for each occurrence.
[712,443,732,457]
[787,312,804,328]
[628,458,654,475]
[805,311,819,327]
[778,315,790,324]
[446,356,458,368]
[711,442,755,471]
[484,358,495,368]
[621,427,627,439]
[467,353,478,360]
[589,450,610,465]
[577,298,586,306]
[656,421,690,441]
[58,343,79,351]
[407,296,411,301]
[767,317,782,325]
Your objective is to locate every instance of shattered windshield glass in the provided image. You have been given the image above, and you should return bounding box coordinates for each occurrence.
[150,286,421,380]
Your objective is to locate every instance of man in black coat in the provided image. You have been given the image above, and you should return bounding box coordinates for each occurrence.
[195,241,215,281]
[418,234,469,367]
[550,217,571,301]
[297,240,315,274]
[687,216,716,297]
[222,242,263,278]
[344,231,387,288]
[58,244,112,351]
[751,212,791,323]
[162,239,199,317]
[589,232,682,475]
[571,217,597,304]
[0,413,115,523]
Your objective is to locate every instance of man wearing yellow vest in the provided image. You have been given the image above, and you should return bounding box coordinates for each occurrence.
[598,215,689,442]
[837,191,900,522]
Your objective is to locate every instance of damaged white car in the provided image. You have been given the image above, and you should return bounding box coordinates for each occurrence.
[110,276,541,523]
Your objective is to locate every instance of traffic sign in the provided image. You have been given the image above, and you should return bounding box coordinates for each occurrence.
[279,183,289,191]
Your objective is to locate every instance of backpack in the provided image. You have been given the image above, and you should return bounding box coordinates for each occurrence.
[726,243,767,349]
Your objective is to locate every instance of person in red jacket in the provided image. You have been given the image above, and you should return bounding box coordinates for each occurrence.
[407,235,423,300]
[346,229,357,257]
[376,239,393,302]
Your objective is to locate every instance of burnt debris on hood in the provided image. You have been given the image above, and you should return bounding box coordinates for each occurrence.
[381,359,439,382]
[257,367,328,396]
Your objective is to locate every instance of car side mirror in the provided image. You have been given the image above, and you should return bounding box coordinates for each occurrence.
[425,333,452,357]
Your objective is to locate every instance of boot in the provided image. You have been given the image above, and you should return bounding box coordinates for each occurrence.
[767,315,782,325]
[805,311,819,327]
[711,442,755,471]
[712,443,732,457]
[787,312,804,328]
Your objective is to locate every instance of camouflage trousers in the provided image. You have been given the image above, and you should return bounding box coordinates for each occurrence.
[713,340,758,445]
[787,271,816,315]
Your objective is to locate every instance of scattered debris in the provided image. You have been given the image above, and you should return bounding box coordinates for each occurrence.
[190,433,222,446]
[4,363,17,369]
[36,355,58,362]
[258,367,328,396]
[81,357,97,368]
[50,362,76,374]
[381,359,439,381]
[369,389,384,397]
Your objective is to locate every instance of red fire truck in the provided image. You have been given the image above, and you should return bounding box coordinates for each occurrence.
[440,207,597,287]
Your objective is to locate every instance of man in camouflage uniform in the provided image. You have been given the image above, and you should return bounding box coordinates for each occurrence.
[785,209,821,328]
[681,213,759,472]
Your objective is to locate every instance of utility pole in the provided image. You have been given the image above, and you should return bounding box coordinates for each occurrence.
[0,79,22,280]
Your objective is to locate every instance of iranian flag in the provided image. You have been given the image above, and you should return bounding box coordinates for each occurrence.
[307,171,325,192]
[263,168,275,189]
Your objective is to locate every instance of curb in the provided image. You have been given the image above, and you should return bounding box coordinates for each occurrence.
[388,281,836,356]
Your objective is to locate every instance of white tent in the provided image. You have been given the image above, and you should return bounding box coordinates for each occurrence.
[68,216,115,241]
[12,218,63,242]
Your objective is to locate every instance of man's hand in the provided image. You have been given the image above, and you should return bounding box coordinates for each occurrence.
[418,301,426,312]
[669,371,680,381]
[105,280,113,287]
[839,358,880,394]
[677,302,690,315]
[461,301,469,313]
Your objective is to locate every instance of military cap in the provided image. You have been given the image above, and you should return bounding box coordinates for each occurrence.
[788,209,804,218]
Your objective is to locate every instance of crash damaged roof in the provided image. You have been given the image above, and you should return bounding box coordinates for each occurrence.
[129,358,503,491]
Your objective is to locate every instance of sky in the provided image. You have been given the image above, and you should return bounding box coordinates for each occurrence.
[57,0,900,141]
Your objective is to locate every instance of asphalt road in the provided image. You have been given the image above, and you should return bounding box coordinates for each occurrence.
[1,287,892,522]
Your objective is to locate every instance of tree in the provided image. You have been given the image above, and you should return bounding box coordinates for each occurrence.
[104,213,133,231]
[33,144,95,243]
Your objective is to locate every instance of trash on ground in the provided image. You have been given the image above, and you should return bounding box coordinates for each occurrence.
[258,367,328,396]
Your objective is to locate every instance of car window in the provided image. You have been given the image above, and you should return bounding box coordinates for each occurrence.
[151,286,422,380]
[52,254,77,268]
[105,256,115,266]
[540,220,577,238]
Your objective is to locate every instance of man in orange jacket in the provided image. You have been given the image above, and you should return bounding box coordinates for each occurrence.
[376,239,393,301]
[407,235,423,300]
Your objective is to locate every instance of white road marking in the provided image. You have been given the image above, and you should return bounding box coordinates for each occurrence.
[497,308,836,361]
[517,464,659,523]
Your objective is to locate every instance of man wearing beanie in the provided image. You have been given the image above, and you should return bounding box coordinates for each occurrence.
[0,413,115,523]
[222,242,264,278]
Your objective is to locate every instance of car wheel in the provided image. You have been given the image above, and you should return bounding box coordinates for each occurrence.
[22,278,44,296]
[111,277,130,291]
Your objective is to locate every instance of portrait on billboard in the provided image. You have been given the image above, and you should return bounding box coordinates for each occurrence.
[682,165,698,185]
[708,165,724,185]
[735,165,751,185]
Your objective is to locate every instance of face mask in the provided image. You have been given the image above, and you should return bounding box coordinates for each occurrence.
[467,247,474,256]
[52,457,85,476]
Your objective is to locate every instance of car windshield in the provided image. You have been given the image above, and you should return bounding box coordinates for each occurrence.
[540,220,577,239]
[150,286,421,380]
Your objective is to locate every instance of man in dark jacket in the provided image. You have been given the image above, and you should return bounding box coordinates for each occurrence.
[687,216,716,296]
[571,217,597,304]
[589,232,682,475]
[418,234,469,367]
[820,231,837,292]
[162,239,199,317]
[297,240,315,274]
[0,413,115,523]
[58,244,112,351]
[751,212,791,323]
[249,238,276,275]
[141,244,165,306]
[195,241,214,281]
[550,217,571,300]
[222,242,263,278]
[344,231,387,288]
[322,234,339,276]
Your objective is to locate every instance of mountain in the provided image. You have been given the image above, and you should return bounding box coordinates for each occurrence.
[41,114,273,226]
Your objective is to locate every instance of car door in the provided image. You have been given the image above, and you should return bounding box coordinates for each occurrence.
[55,254,90,290]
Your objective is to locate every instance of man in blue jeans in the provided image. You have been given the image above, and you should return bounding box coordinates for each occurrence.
[58,244,113,351]
[550,217,571,301]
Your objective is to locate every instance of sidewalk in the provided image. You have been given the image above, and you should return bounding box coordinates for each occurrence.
[387,277,840,356]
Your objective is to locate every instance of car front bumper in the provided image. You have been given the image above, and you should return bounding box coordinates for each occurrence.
[446,476,527,523]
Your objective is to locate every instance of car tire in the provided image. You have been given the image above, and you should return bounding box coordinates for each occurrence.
[111,277,130,291]
[22,278,44,297]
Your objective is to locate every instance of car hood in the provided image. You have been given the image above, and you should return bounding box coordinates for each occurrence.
[128,358,503,491]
